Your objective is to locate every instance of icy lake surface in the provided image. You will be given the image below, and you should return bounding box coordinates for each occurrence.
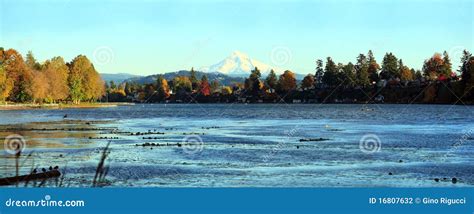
[1,104,473,187]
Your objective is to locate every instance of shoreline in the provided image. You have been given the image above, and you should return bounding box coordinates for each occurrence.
[0,102,135,110]
[1,102,471,110]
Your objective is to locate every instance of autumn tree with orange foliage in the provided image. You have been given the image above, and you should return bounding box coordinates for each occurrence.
[399,59,414,82]
[0,48,14,103]
[0,48,107,104]
[199,75,211,96]
[301,74,315,90]
[423,52,452,80]
[1,49,33,102]
[26,52,50,103]
[42,57,70,102]
[30,70,49,103]
[278,70,297,93]
[156,75,170,99]
[0,64,12,103]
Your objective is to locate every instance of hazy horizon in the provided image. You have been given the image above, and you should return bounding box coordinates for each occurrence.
[1,0,473,76]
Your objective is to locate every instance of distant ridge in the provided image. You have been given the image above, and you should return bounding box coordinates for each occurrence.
[100,73,142,83]
[117,51,309,85]
[125,70,245,86]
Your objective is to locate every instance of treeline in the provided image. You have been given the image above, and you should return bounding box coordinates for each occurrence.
[0,48,105,104]
[105,68,223,102]
[1,47,473,105]
[108,50,474,104]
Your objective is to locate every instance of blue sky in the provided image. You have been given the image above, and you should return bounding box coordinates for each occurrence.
[1,0,473,75]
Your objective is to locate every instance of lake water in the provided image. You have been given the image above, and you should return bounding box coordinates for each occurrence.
[1,104,473,187]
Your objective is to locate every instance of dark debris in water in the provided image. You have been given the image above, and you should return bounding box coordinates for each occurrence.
[142,137,166,140]
[89,136,120,140]
[299,138,330,142]
[182,132,205,135]
[433,177,458,184]
[201,126,221,129]
[131,131,165,136]
[136,142,193,147]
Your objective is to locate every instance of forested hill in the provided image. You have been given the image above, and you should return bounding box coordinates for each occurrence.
[125,70,245,86]
[100,73,142,84]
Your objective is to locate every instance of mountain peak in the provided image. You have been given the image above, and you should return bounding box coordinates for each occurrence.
[202,51,281,77]
[230,50,249,59]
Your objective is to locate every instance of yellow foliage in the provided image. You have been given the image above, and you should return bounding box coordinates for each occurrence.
[221,86,233,95]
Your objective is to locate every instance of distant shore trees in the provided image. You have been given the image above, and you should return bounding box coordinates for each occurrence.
[111,49,473,104]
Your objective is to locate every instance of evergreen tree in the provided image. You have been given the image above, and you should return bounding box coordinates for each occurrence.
[314,59,324,86]
[172,76,192,93]
[109,81,117,89]
[322,57,338,87]
[459,50,474,99]
[380,52,399,79]
[355,54,370,87]
[265,69,278,90]
[410,68,417,80]
[249,67,261,80]
[367,50,380,83]
[246,67,262,95]
[342,62,357,88]
[15,72,33,102]
[416,70,424,80]
[25,51,41,71]
[189,67,199,90]
[460,50,472,83]
[441,51,452,78]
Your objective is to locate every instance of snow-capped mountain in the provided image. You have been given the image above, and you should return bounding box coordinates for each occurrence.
[201,51,282,77]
